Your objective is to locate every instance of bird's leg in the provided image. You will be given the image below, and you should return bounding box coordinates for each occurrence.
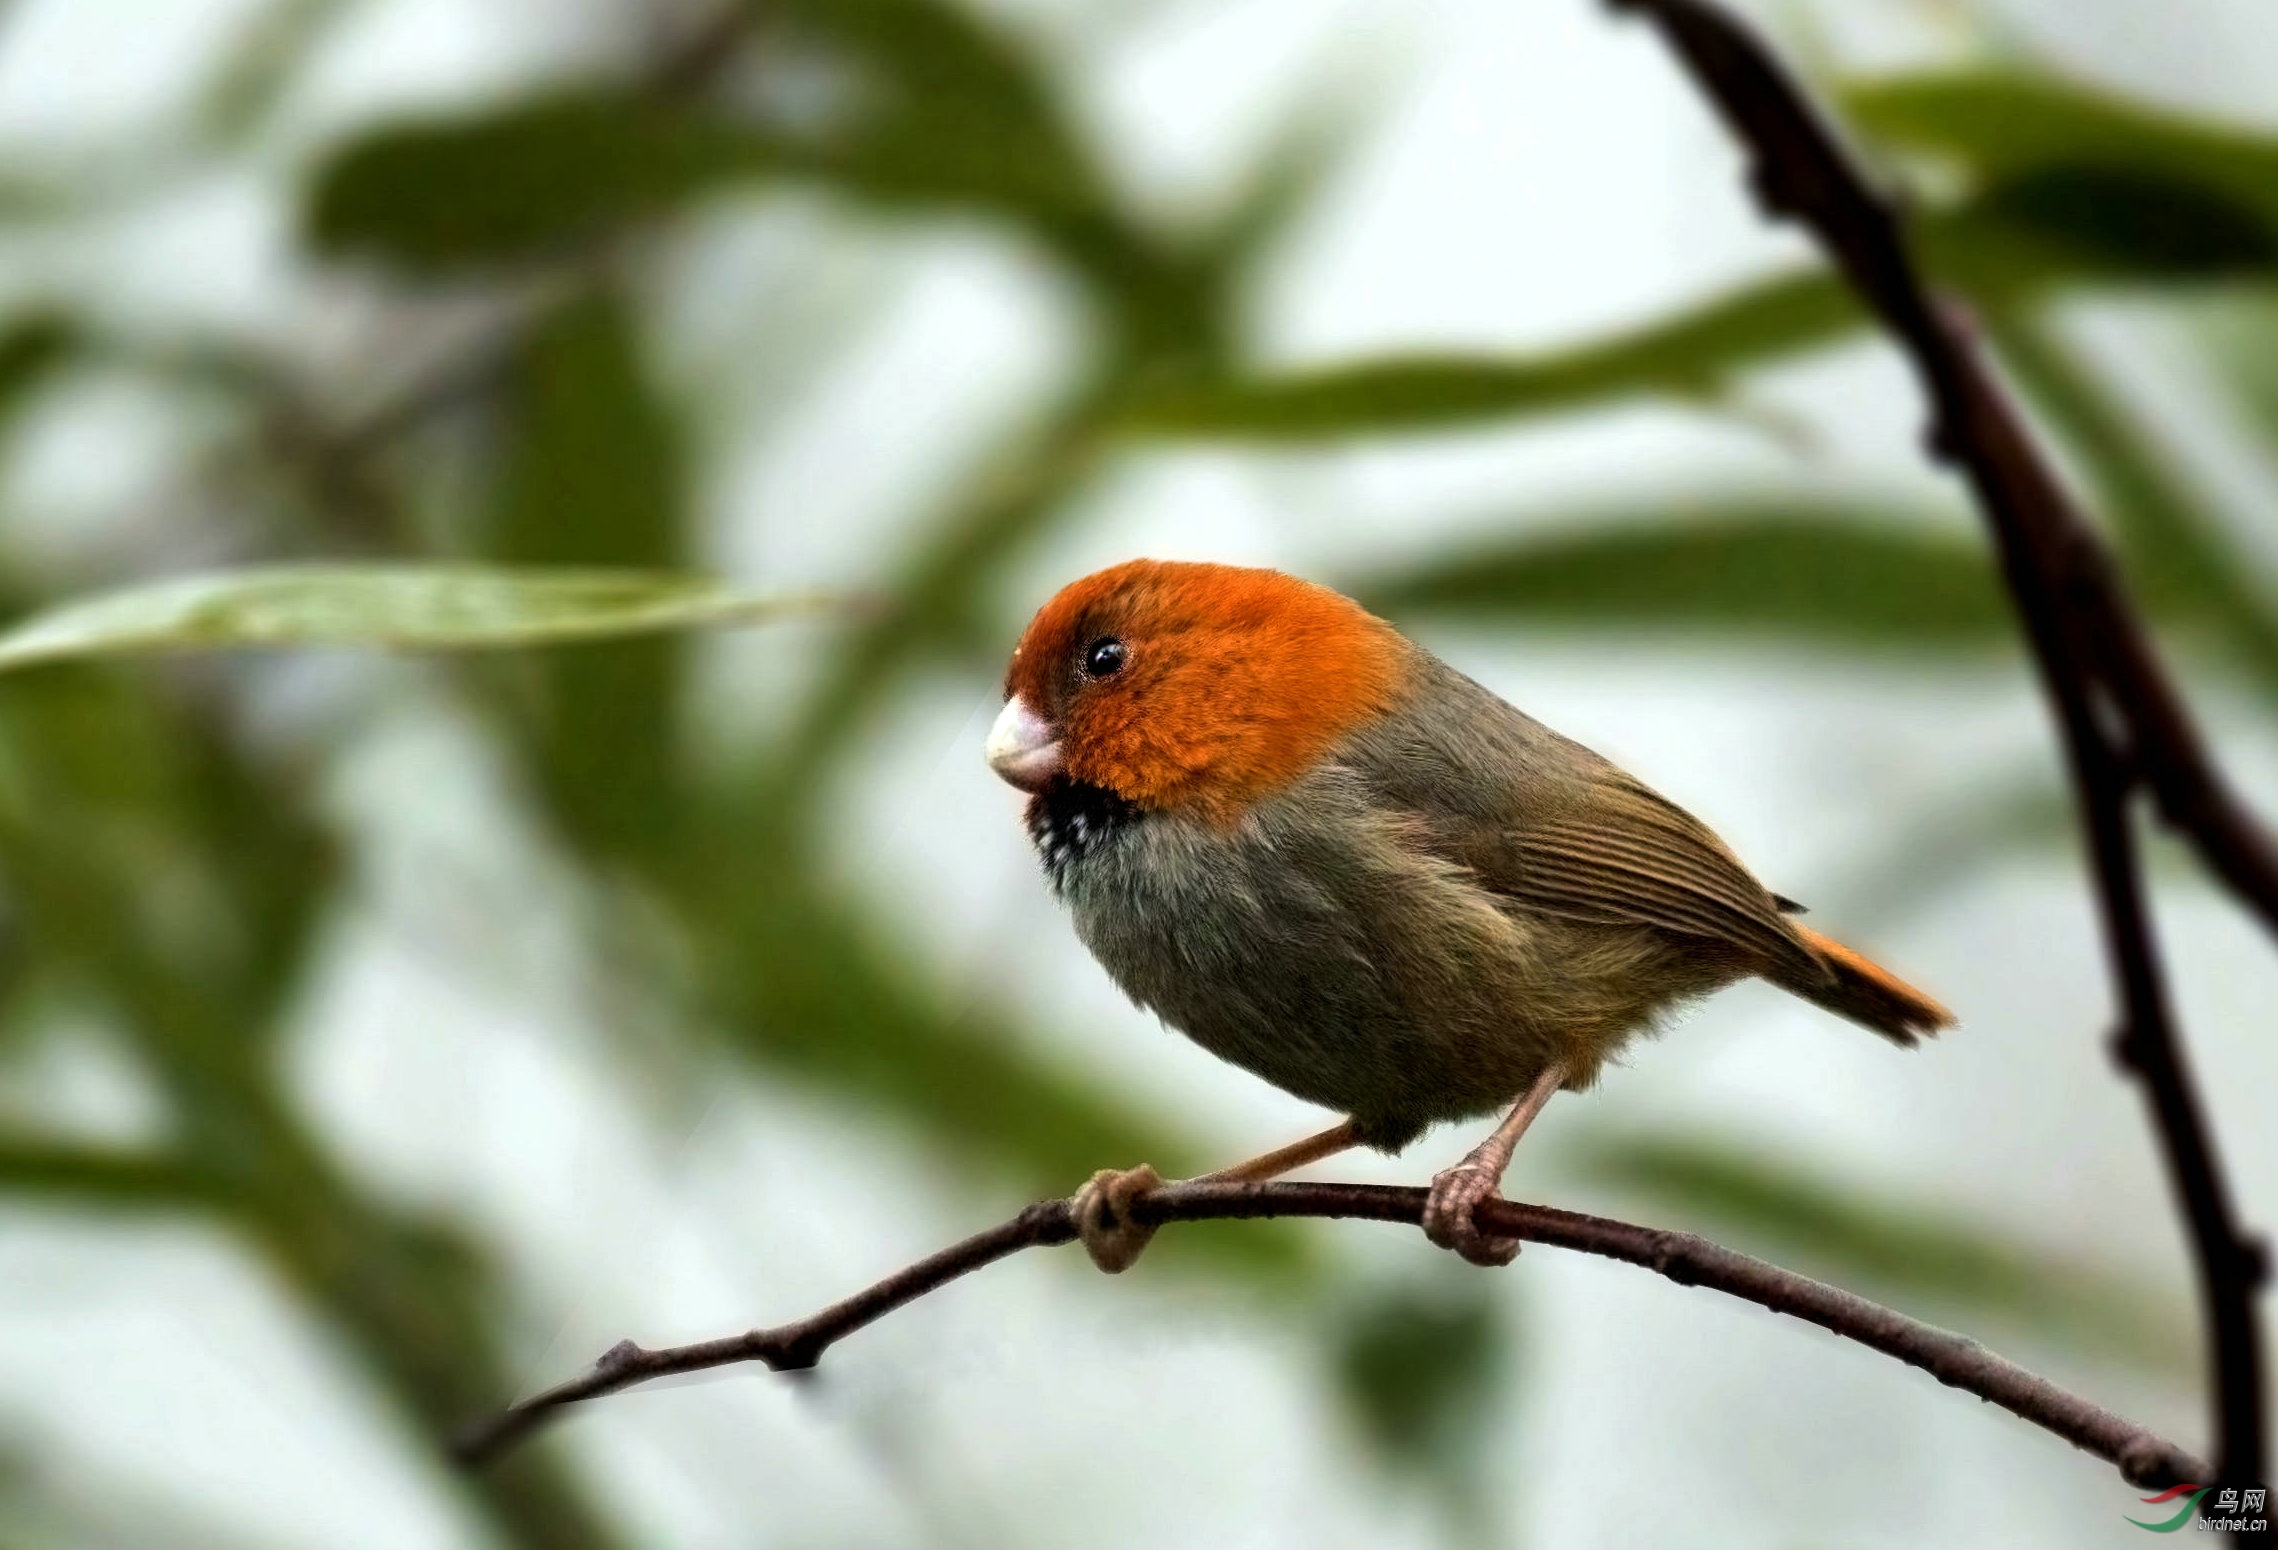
[1423,1060,1567,1267]
[1072,1118,1363,1273]
[1196,1118,1365,1184]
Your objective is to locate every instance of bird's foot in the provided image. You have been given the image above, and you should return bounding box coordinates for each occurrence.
[1422,1161,1521,1267]
[1069,1164,1164,1273]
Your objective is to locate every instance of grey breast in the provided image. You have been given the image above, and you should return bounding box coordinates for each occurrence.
[1053,654,1589,1142]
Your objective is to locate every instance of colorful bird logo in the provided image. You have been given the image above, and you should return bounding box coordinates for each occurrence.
[2127,1484,2209,1532]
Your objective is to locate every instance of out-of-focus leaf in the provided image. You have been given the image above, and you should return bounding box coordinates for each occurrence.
[1577,1135,2190,1374]
[197,0,350,145]
[2203,293,2278,444]
[1855,75,2278,291]
[0,673,624,1549]
[2198,300,2278,692]
[1950,165,2277,283]
[0,313,75,430]
[1992,320,2278,698]
[308,93,774,269]
[1357,506,2012,652]
[1129,77,2278,447]
[772,0,1206,342]
[303,0,1119,268]
[1335,1283,1503,1468]
[1125,271,1860,440]
[1847,72,2278,235]
[0,565,829,672]
[486,289,690,859]
[0,1142,223,1214]
[776,0,1103,225]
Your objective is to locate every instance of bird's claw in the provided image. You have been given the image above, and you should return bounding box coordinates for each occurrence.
[1423,1161,1521,1267]
[1070,1164,1163,1273]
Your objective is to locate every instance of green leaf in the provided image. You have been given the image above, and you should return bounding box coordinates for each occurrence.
[1952,165,2276,282]
[1575,1134,2190,1375]
[1127,76,2278,447]
[775,0,1104,225]
[1125,271,1861,440]
[1991,318,2278,699]
[1851,73,2278,285]
[307,92,774,268]
[0,565,832,672]
[0,1141,226,1214]
[484,288,692,859]
[1848,72,2278,217]
[1356,506,2013,651]
[302,3,1119,272]
[0,312,75,428]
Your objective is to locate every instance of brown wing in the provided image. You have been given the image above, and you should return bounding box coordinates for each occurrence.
[1472,772,1830,987]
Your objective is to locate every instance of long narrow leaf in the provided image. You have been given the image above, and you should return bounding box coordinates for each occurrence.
[1847,73,2278,227]
[1357,508,2012,652]
[0,566,836,672]
[1126,272,1858,440]
[310,93,775,269]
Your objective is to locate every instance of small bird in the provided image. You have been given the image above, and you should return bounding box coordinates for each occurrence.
[987,559,1952,1270]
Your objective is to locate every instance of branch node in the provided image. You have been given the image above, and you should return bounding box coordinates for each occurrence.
[1649,1231,1711,1285]
[1019,1198,1079,1245]
[1921,415,1964,466]
[2236,1234,2272,1289]
[2119,1433,2188,1491]
[770,1341,822,1373]
[2107,1024,2148,1075]
[1745,161,1801,220]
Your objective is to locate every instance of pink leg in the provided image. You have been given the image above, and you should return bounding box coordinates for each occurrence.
[1421,1061,1567,1267]
[1072,1118,1363,1273]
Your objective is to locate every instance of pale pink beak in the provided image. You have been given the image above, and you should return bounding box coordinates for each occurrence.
[985,695,1063,791]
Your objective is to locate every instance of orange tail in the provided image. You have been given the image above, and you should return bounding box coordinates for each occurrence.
[1781,925,1955,1047]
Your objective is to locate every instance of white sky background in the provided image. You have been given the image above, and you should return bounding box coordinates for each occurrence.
[0,0,2275,1547]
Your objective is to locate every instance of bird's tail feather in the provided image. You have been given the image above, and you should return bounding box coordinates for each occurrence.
[1781,925,1954,1047]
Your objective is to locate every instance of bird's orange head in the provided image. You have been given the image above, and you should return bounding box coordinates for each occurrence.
[986,560,1409,822]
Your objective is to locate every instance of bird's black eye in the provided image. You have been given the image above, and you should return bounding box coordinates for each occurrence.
[1081,636,1127,678]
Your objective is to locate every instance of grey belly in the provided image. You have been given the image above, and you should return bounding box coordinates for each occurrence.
[1058,799,1572,1148]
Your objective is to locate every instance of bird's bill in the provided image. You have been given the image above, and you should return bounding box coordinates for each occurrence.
[986,695,1064,791]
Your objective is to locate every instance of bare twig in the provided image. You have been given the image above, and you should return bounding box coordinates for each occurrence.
[1605,0,2271,1497]
[454,1181,2210,1489]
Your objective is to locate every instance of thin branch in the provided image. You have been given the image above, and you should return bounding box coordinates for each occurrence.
[453,1181,2211,1490]
[1608,0,2270,1492]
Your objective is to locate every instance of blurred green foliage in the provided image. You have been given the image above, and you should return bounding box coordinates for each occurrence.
[0,2,2273,1545]
[1355,502,2010,652]
[1335,1280,1509,1546]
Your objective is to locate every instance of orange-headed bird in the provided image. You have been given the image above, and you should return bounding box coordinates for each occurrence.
[987,560,1951,1269]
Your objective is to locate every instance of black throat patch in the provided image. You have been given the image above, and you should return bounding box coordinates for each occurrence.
[1026,779,1138,887]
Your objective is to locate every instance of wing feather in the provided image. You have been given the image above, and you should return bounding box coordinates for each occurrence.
[1472,774,1826,984]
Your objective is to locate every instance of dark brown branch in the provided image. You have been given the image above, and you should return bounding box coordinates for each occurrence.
[1608,0,2270,1495]
[454,1181,2210,1489]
